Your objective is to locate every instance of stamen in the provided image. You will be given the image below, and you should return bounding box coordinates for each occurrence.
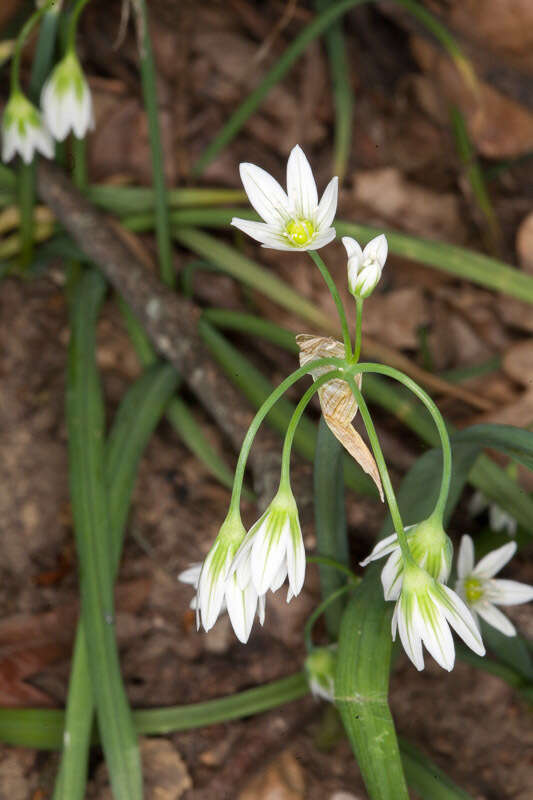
[285,218,315,246]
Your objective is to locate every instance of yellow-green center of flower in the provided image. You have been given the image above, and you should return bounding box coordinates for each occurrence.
[285,218,315,246]
[464,576,484,604]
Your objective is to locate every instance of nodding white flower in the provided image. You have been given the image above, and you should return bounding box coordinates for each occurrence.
[455,535,533,637]
[361,517,452,601]
[232,485,306,599]
[1,91,54,164]
[187,513,266,643]
[231,144,338,251]
[469,491,517,537]
[393,563,485,672]
[178,561,266,643]
[342,234,387,298]
[305,646,337,702]
[41,51,94,142]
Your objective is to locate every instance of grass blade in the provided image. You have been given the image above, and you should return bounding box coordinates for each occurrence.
[66,270,142,799]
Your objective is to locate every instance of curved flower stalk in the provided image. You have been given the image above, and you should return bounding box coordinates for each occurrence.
[231,484,305,600]
[41,50,94,141]
[361,516,453,601]
[231,144,338,251]
[296,333,383,499]
[393,562,485,671]
[342,234,388,298]
[1,91,53,164]
[455,535,533,636]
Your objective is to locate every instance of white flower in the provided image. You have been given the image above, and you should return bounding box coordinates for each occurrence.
[179,561,266,642]
[361,517,452,601]
[469,491,517,537]
[342,234,387,298]
[231,144,338,251]
[41,51,94,142]
[305,646,337,702]
[392,563,485,671]
[232,485,306,599]
[1,91,54,164]
[185,514,266,643]
[455,535,533,637]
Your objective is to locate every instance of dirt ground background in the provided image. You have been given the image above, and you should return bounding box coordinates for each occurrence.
[1,1,533,798]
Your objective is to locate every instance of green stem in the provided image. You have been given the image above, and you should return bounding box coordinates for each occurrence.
[345,374,412,561]
[67,0,91,51]
[280,369,345,486]
[306,554,356,581]
[227,357,347,514]
[356,363,452,521]
[353,296,363,362]
[10,0,55,93]
[72,136,88,191]
[308,250,352,358]
[304,584,353,652]
[135,0,174,287]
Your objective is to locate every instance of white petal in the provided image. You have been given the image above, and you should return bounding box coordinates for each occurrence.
[380,548,404,601]
[286,144,318,218]
[363,234,388,268]
[269,561,288,593]
[391,604,399,640]
[398,595,424,671]
[360,533,400,567]
[198,548,229,631]
[258,594,266,625]
[35,126,54,159]
[468,491,488,517]
[315,176,338,229]
[457,535,475,579]
[419,602,455,671]
[342,236,363,263]
[486,578,533,606]
[2,128,16,162]
[251,517,289,595]
[225,574,258,643]
[20,134,34,165]
[231,217,287,247]
[473,541,516,579]
[475,601,516,636]
[239,162,290,226]
[439,585,485,657]
[306,227,336,251]
[286,519,306,596]
[178,563,202,587]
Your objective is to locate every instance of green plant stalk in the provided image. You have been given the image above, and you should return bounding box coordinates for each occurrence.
[55,362,179,799]
[400,738,472,800]
[198,318,376,496]
[314,419,349,636]
[336,571,409,799]
[86,185,246,215]
[192,0,472,174]
[135,0,174,287]
[315,1,353,180]
[66,0,91,51]
[66,270,143,800]
[309,249,352,357]
[166,212,533,305]
[304,584,353,652]
[200,310,533,530]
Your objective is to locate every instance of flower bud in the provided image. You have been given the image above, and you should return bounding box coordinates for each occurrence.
[342,234,387,298]
[305,646,337,702]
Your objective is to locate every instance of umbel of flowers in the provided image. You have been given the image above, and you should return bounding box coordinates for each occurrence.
[179,144,532,678]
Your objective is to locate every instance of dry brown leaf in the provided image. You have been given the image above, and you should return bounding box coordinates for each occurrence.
[469,387,533,427]
[296,334,384,500]
[502,340,533,387]
[516,211,533,275]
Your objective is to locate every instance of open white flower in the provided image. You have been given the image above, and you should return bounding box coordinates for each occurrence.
[342,234,387,298]
[455,535,533,637]
[1,91,53,164]
[469,491,517,537]
[393,563,485,671]
[232,485,306,599]
[361,516,452,601]
[41,51,94,142]
[231,144,338,251]
[179,561,266,643]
